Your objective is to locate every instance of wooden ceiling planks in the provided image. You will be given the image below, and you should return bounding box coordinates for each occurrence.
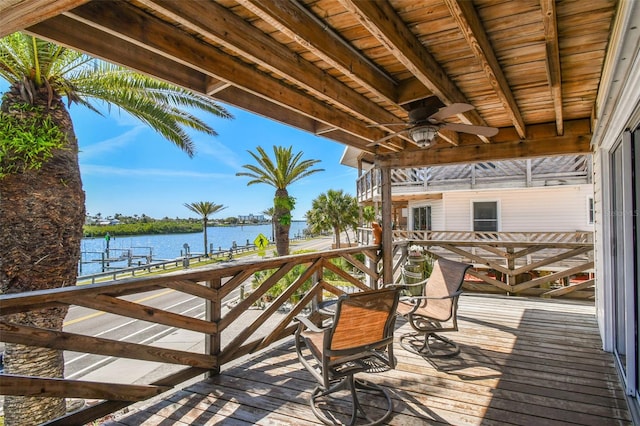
[1,0,619,165]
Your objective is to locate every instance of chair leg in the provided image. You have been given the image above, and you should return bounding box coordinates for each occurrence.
[400,332,460,358]
[310,375,393,426]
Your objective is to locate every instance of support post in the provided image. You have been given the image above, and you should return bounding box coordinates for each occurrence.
[205,277,222,376]
[380,165,393,286]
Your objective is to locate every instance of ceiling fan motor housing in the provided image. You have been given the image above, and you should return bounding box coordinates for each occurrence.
[407,96,446,124]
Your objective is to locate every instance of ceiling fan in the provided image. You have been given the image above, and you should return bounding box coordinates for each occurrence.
[367,98,499,148]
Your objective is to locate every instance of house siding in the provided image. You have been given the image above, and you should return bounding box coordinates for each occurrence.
[408,185,593,232]
[589,2,640,421]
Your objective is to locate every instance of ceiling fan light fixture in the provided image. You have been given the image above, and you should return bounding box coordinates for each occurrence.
[410,125,438,148]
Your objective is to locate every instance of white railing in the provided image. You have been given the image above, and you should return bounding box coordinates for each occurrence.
[357,154,592,202]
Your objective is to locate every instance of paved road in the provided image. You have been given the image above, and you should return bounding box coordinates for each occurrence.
[63,234,339,382]
[0,235,346,416]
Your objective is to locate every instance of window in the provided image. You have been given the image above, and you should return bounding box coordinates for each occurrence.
[412,206,431,231]
[588,196,594,225]
[473,201,498,231]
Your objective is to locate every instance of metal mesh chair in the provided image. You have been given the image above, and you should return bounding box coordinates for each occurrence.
[396,258,471,358]
[294,288,400,425]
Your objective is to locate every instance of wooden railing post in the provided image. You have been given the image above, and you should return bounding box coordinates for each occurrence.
[205,277,222,376]
[506,246,516,295]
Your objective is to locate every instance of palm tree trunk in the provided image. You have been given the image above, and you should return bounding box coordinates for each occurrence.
[333,225,341,248]
[271,218,275,242]
[274,188,290,256]
[203,217,209,256]
[0,87,85,424]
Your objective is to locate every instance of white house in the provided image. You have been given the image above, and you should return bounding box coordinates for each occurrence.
[344,151,594,235]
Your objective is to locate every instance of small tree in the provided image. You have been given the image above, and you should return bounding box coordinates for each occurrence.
[306,189,358,248]
[362,205,377,224]
[184,202,227,256]
[237,146,323,255]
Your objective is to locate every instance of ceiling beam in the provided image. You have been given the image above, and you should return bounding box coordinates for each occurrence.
[138,0,404,131]
[28,16,374,150]
[376,119,591,168]
[392,193,443,202]
[540,0,564,135]
[27,15,208,94]
[396,78,434,105]
[52,1,387,147]
[205,79,232,96]
[171,82,382,150]
[339,0,492,142]
[27,13,376,150]
[0,0,89,37]
[237,0,398,106]
[443,0,526,138]
[437,129,460,146]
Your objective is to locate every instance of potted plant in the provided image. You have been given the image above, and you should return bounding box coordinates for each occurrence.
[408,244,425,258]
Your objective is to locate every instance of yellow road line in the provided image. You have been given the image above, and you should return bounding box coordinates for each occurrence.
[63,288,175,326]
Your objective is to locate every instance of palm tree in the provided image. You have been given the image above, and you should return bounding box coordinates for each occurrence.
[236,146,323,256]
[362,205,377,224]
[306,189,358,248]
[0,34,231,425]
[184,201,227,256]
[359,205,378,241]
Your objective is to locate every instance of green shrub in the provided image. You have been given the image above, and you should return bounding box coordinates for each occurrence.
[0,108,67,178]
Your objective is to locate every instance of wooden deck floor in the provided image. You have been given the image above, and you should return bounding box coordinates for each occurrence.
[104,294,632,425]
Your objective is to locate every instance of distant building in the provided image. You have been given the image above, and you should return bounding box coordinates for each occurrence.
[85,215,121,225]
[237,214,266,223]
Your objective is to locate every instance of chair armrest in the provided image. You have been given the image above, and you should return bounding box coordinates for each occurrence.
[400,289,463,309]
[294,314,326,333]
[383,283,407,291]
[317,299,338,316]
[386,278,427,294]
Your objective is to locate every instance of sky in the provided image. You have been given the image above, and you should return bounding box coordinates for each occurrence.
[1,81,358,221]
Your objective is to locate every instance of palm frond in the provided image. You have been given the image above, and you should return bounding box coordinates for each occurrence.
[1,34,233,157]
[184,201,227,218]
[0,34,34,84]
[237,145,323,192]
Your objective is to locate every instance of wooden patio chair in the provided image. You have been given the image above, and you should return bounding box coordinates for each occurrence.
[396,258,471,358]
[294,288,401,426]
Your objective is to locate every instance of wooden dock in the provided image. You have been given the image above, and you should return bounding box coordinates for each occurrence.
[103,294,631,425]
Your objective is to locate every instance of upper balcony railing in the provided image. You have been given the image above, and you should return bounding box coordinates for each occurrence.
[357,154,592,202]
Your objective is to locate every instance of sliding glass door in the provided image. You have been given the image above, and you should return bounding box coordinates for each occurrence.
[610,131,638,404]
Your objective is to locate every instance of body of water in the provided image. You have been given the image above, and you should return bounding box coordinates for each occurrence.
[79,221,308,276]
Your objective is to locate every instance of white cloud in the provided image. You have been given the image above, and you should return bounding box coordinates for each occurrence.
[79,125,145,159]
[80,164,231,179]
[194,138,241,169]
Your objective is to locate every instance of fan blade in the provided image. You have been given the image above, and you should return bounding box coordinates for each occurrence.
[366,129,410,146]
[442,122,499,137]
[429,103,475,121]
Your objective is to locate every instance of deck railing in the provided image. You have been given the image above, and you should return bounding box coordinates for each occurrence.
[390,231,594,299]
[0,246,381,425]
[0,233,594,424]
